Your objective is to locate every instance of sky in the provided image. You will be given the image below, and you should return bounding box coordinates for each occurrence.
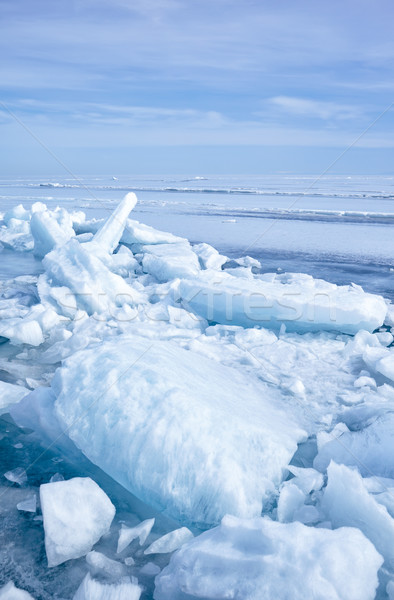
[1,0,394,175]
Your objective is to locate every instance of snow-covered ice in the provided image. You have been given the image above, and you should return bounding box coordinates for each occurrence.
[40,477,115,567]
[52,335,306,526]
[154,514,383,600]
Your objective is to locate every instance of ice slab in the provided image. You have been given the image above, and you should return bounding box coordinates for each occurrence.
[314,415,394,478]
[117,518,155,553]
[122,219,184,246]
[40,477,115,567]
[0,582,34,599]
[73,573,141,600]
[144,527,193,555]
[30,208,75,258]
[179,270,387,334]
[154,514,382,600]
[52,335,306,526]
[91,193,137,254]
[17,494,37,513]
[4,467,27,486]
[86,551,127,579]
[322,462,394,568]
[0,381,28,415]
[192,242,227,270]
[142,242,200,282]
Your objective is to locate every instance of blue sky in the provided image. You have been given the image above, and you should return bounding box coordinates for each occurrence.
[1,0,394,175]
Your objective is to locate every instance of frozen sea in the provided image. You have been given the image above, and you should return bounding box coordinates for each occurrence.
[0,174,394,599]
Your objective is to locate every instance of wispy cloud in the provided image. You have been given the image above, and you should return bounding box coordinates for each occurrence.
[266,97,364,121]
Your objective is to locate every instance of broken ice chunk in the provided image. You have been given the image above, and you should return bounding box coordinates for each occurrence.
[142,242,200,282]
[144,527,193,555]
[17,494,37,513]
[86,551,127,579]
[0,581,34,599]
[192,242,227,270]
[286,465,324,494]
[4,467,27,486]
[277,483,306,523]
[73,573,141,600]
[117,518,155,553]
[40,477,115,567]
[91,192,137,254]
[30,208,75,258]
[154,515,382,600]
[0,380,28,416]
[322,461,394,567]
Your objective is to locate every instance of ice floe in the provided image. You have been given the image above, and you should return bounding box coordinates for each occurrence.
[40,477,115,567]
[154,514,383,600]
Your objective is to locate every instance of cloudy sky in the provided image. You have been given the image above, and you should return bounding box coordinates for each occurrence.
[1,0,393,175]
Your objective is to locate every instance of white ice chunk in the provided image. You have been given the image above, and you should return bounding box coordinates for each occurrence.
[192,243,227,270]
[40,477,115,567]
[0,380,28,415]
[154,515,382,600]
[52,335,306,526]
[314,414,394,478]
[277,483,306,523]
[322,461,394,567]
[73,573,141,600]
[17,494,37,513]
[179,270,387,334]
[122,219,183,246]
[42,239,142,317]
[3,204,30,224]
[142,242,200,282]
[30,208,75,257]
[0,581,34,599]
[144,527,193,555]
[286,466,324,494]
[86,551,127,579]
[91,193,137,254]
[4,467,27,486]
[117,518,155,553]
[0,319,44,347]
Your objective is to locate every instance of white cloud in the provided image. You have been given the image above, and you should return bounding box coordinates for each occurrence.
[266,97,364,121]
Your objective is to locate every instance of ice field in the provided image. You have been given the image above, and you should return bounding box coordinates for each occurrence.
[0,174,394,599]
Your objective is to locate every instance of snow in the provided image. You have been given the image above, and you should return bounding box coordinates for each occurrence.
[73,573,141,600]
[0,381,28,415]
[322,462,394,569]
[144,527,193,555]
[52,335,306,527]
[0,582,34,599]
[117,518,155,553]
[154,514,383,600]
[40,477,115,567]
